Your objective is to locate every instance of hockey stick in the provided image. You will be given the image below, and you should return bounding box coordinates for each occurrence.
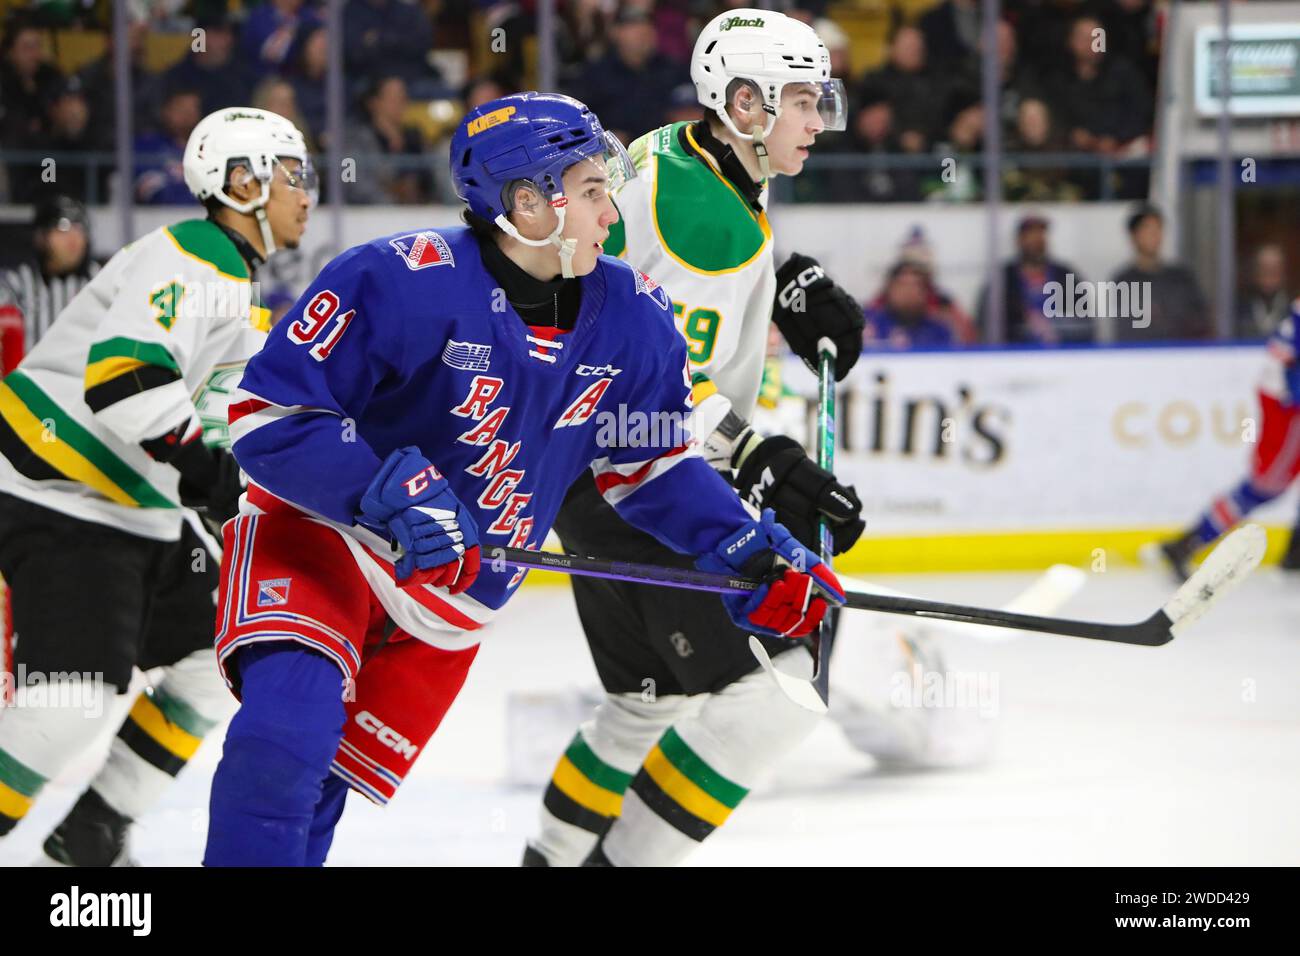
[490,523,1266,648]
[810,337,838,702]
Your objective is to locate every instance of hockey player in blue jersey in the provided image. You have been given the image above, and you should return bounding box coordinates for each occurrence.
[202,92,845,866]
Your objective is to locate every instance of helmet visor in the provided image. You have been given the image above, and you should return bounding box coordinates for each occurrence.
[816,78,847,132]
[275,156,319,207]
[598,130,637,192]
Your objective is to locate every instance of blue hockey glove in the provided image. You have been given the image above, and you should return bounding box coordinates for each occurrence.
[358,447,481,593]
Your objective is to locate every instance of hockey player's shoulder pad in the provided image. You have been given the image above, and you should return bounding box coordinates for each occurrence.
[160,219,251,282]
[640,122,770,276]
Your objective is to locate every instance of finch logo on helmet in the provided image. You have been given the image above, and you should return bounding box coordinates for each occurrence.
[256,578,292,607]
[389,231,454,270]
[719,15,764,30]
[467,105,516,136]
[634,270,670,311]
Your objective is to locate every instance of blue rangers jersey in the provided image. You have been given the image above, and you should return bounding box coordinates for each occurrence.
[228,225,754,643]
[1261,301,1299,405]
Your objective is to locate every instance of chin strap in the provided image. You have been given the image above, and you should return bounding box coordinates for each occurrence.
[750,123,772,180]
[494,194,578,278]
[254,206,276,258]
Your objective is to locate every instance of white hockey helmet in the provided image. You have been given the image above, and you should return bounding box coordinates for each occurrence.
[691,9,846,166]
[183,107,315,255]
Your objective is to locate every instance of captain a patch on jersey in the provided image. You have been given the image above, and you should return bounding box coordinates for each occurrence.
[389,231,455,271]
[633,269,670,310]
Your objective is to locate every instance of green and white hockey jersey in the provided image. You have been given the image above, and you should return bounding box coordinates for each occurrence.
[0,219,269,541]
[605,121,776,443]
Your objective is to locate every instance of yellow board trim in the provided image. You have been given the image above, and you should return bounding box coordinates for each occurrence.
[643,745,732,828]
[651,128,772,278]
[551,755,624,818]
[0,779,33,819]
[162,228,251,284]
[84,355,146,390]
[249,305,272,333]
[128,693,201,761]
[0,383,138,506]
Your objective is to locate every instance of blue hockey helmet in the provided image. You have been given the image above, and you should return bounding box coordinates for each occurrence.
[449,92,635,276]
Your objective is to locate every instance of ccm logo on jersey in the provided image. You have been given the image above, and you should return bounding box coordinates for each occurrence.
[355,711,418,760]
[576,363,622,376]
[777,264,826,308]
[403,464,444,497]
[633,270,670,311]
[389,231,454,271]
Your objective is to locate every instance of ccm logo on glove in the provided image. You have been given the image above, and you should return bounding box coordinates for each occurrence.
[403,465,443,497]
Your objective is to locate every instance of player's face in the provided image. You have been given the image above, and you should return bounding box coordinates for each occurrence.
[265,159,314,251]
[559,157,620,276]
[766,84,826,177]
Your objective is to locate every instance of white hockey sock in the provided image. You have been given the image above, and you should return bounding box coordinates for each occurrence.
[601,647,821,867]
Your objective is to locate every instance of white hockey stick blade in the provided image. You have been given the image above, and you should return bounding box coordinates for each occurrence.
[749,636,828,715]
[1164,523,1267,636]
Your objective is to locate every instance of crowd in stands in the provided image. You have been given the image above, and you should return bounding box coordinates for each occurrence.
[0,0,1169,206]
[862,202,1292,349]
[1,0,1290,349]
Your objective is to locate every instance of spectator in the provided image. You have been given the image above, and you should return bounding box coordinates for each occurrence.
[1111,204,1212,342]
[663,82,700,125]
[896,225,978,343]
[979,213,1090,345]
[565,6,686,145]
[1049,15,1151,158]
[344,74,433,204]
[76,18,160,143]
[162,14,256,116]
[1004,98,1085,202]
[864,262,955,350]
[805,84,920,203]
[343,0,439,98]
[918,0,981,68]
[857,25,942,154]
[252,76,315,152]
[0,13,63,198]
[0,195,99,362]
[40,77,98,203]
[133,88,202,205]
[289,22,328,146]
[1098,0,1160,91]
[243,0,322,77]
[1236,244,1291,339]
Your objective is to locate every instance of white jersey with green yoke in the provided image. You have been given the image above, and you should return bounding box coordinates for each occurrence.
[605,121,776,442]
[0,218,269,541]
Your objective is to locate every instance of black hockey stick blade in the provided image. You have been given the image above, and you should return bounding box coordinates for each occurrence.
[490,523,1265,647]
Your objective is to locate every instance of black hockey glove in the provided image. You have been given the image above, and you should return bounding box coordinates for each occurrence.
[143,427,244,528]
[733,434,865,556]
[773,253,864,382]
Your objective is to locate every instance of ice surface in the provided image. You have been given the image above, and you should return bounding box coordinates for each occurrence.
[2,568,1296,866]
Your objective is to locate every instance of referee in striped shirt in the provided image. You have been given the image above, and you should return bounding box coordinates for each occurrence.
[0,195,100,371]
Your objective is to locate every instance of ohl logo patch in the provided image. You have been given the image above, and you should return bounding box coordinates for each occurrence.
[257,578,292,607]
[389,231,455,271]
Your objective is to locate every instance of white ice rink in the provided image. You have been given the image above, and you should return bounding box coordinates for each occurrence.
[2,567,1297,867]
